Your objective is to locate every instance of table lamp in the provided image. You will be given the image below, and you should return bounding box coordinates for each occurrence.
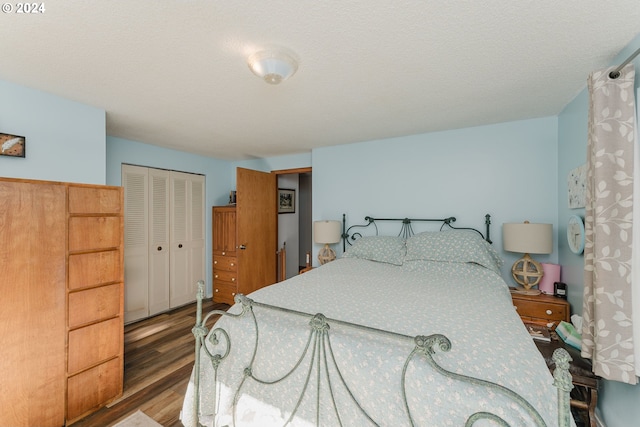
[502,221,553,292]
[314,220,341,265]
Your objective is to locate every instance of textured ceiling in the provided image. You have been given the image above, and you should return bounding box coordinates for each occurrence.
[1,1,639,160]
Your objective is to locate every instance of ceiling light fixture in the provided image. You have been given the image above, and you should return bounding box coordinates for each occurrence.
[248,49,298,85]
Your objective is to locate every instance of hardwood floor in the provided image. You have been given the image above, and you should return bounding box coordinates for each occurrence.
[71,299,229,427]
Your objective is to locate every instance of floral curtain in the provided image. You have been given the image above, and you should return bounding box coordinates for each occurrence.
[582,64,637,384]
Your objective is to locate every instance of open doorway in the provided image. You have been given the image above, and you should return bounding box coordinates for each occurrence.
[274,167,312,279]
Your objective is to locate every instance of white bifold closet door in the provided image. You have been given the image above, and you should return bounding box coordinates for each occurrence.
[122,165,205,323]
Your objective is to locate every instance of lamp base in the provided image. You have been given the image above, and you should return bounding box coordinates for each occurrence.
[511,253,544,290]
[318,244,336,265]
[509,286,542,296]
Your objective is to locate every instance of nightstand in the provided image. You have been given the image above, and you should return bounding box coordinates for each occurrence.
[510,289,570,329]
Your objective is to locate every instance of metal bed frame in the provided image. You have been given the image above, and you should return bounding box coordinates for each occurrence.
[342,213,493,251]
[189,214,573,427]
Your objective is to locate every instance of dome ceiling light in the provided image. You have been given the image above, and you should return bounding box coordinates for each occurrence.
[248,49,298,85]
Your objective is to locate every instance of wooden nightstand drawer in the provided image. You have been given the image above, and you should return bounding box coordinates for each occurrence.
[510,290,570,327]
[513,299,567,321]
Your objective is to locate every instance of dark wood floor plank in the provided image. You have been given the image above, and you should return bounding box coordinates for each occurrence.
[70,299,228,426]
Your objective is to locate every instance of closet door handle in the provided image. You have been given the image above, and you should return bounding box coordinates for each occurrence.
[178,244,183,248]
[157,246,162,251]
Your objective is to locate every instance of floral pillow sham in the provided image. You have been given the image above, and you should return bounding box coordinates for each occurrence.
[404,230,503,273]
[342,235,406,266]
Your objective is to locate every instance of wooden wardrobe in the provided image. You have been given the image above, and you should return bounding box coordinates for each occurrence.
[212,205,239,305]
[0,177,124,426]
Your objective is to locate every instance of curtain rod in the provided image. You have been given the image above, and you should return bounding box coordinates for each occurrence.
[609,46,640,79]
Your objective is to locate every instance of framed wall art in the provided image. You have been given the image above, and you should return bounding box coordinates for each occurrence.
[568,164,586,209]
[0,133,26,158]
[278,188,295,214]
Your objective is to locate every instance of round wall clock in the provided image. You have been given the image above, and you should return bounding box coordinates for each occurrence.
[567,215,585,254]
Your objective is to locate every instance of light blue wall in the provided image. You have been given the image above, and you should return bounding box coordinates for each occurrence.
[311,117,559,281]
[106,136,233,296]
[0,79,106,184]
[557,33,640,427]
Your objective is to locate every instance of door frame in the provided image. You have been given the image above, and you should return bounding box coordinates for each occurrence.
[273,167,312,278]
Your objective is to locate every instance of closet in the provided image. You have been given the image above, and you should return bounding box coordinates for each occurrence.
[122,165,205,323]
[0,177,124,426]
[212,168,277,304]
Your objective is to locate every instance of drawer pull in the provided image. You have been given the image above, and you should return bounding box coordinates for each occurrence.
[222,251,226,255]
[230,263,235,267]
[231,278,236,282]
[232,292,236,296]
[215,274,218,278]
[214,260,217,264]
[546,309,553,315]
[215,288,219,292]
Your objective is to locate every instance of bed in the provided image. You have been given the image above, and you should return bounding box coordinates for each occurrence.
[181,215,574,427]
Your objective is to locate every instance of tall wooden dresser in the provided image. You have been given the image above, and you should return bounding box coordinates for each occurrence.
[66,183,124,423]
[212,205,238,305]
[0,178,124,427]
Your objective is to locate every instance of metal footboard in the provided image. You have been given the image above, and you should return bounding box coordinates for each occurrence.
[190,280,573,427]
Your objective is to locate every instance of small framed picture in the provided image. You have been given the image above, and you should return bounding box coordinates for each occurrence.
[0,133,26,158]
[278,189,295,214]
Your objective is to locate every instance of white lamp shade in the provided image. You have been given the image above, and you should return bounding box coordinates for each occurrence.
[314,220,341,244]
[502,222,553,254]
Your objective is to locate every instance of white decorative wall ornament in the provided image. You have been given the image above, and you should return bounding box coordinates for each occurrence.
[567,164,587,208]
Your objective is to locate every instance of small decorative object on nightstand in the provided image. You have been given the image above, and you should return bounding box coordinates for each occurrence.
[314,220,341,265]
[503,221,553,294]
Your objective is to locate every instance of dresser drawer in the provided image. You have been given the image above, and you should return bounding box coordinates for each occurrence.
[69,250,121,290]
[513,299,568,322]
[213,256,237,271]
[68,186,122,214]
[68,317,121,374]
[214,269,237,283]
[214,281,237,305]
[68,284,121,328]
[67,357,122,421]
[69,217,121,252]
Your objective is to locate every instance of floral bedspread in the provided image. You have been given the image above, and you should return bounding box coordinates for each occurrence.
[181,258,573,427]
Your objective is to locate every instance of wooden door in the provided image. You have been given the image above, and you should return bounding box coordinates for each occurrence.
[212,207,237,254]
[236,167,277,295]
